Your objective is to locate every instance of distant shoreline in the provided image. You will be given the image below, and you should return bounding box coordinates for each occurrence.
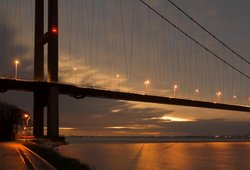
[65,136,250,143]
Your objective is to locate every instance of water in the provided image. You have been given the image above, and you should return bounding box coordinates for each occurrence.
[58,138,250,170]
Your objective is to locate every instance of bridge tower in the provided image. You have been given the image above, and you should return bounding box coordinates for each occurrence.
[33,0,59,138]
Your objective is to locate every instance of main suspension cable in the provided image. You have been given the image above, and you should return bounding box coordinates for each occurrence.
[138,0,250,79]
[167,0,250,65]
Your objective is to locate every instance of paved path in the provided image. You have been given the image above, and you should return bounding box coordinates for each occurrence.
[0,142,55,170]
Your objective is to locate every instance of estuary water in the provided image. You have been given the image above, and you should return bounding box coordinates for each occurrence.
[58,138,250,170]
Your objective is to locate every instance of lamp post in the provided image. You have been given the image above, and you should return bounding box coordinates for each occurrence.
[216,91,222,102]
[233,95,237,104]
[173,84,178,97]
[144,80,150,92]
[23,113,30,127]
[73,67,77,84]
[116,74,120,90]
[195,89,199,99]
[22,113,31,136]
[14,60,19,79]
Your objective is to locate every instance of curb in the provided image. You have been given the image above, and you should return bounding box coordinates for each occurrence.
[18,145,56,170]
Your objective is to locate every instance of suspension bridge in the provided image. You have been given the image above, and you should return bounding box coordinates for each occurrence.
[0,0,249,138]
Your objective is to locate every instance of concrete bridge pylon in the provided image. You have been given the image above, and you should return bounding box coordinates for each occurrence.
[33,0,59,138]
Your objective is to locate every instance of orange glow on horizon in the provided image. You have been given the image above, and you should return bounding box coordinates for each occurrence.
[147,115,195,122]
[112,109,121,113]
[106,124,161,130]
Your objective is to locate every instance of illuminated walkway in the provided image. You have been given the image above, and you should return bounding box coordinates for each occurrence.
[0,142,55,170]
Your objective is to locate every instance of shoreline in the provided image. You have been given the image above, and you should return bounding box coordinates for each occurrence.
[65,136,250,143]
[22,142,92,170]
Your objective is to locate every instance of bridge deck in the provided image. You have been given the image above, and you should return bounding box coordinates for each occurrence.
[0,78,249,112]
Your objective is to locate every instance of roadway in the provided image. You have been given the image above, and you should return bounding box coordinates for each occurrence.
[0,142,55,170]
[0,77,249,112]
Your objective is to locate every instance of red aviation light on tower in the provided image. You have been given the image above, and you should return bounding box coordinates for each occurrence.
[51,26,58,34]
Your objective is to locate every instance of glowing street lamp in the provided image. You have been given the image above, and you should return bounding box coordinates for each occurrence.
[195,89,199,94]
[14,59,19,79]
[173,84,178,97]
[144,80,150,92]
[233,95,237,104]
[116,74,120,90]
[73,67,78,84]
[216,91,222,102]
[23,113,30,127]
[195,89,200,99]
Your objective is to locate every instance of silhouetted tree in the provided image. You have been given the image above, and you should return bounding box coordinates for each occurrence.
[0,101,26,141]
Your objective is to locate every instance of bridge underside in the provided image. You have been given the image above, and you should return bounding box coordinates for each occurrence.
[0,78,249,113]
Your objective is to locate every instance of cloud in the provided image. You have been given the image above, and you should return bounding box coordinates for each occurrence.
[0,2,34,79]
[144,115,195,122]
[59,96,250,136]
[106,124,162,130]
[157,119,250,136]
[1,0,250,137]
[59,97,173,128]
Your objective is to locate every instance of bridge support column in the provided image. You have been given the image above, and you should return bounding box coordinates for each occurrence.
[34,0,59,138]
[34,0,44,138]
[33,93,44,137]
[47,0,59,138]
[47,86,59,137]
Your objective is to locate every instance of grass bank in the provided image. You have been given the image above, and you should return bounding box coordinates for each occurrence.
[23,143,92,170]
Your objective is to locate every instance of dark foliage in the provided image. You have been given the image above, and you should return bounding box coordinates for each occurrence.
[0,101,25,141]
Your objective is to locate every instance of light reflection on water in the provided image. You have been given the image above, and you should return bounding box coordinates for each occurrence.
[58,141,250,170]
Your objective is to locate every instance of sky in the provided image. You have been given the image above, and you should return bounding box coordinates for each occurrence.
[0,0,250,136]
